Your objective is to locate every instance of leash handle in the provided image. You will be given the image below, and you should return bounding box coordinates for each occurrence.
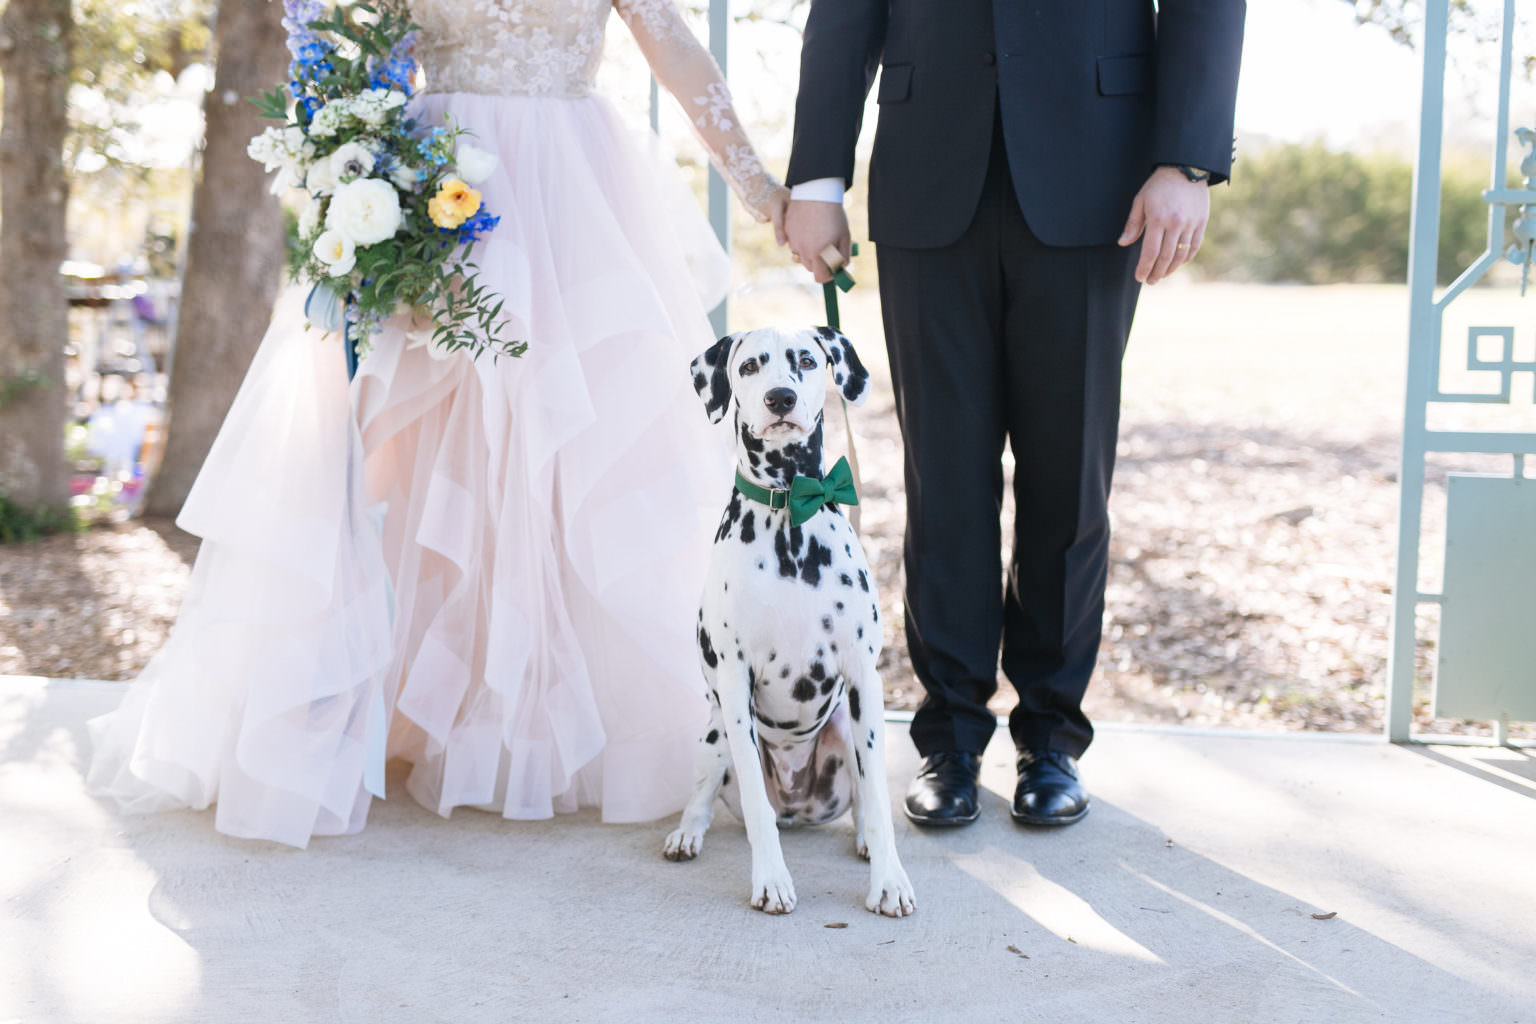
[820,243,863,535]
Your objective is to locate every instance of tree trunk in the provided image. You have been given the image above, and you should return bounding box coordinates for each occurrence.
[0,0,73,510]
[145,0,288,519]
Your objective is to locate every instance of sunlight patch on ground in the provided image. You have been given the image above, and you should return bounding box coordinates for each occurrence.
[950,847,1164,964]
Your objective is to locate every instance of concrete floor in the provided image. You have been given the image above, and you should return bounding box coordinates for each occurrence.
[2,677,1534,1024]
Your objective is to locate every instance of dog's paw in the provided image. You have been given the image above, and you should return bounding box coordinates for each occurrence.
[865,865,916,918]
[750,870,797,915]
[663,827,705,861]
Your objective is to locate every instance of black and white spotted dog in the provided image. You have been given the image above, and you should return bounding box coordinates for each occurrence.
[664,326,916,918]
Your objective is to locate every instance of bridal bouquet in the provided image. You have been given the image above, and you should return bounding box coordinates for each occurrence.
[247,0,524,362]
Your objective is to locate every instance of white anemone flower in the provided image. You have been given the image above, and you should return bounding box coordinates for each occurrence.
[329,141,377,182]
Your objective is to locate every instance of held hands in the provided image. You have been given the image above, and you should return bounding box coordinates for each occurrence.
[1118,166,1210,285]
[783,199,852,284]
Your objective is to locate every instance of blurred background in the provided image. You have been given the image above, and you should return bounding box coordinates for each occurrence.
[1,0,1533,739]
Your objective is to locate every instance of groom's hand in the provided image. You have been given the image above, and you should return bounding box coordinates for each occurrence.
[785,200,851,284]
[1118,166,1211,286]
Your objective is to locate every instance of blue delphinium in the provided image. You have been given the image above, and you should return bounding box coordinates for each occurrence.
[369,31,419,95]
[448,208,501,245]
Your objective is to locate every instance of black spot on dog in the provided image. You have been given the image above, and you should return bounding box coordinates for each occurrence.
[760,422,825,488]
[757,561,765,571]
[830,643,838,653]
[871,603,879,622]
[853,747,864,776]
[715,490,743,542]
[722,768,732,786]
[780,667,790,679]
[835,601,844,612]
[821,615,834,633]
[857,569,869,592]
[739,509,755,544]
[814,755,842,801]
[791,677,816,702]
[868,730,876,750]
[844,544,852,556]
[849,687,862,721]
[776,716,801,730]
[697,626,718,668]
[736,650,745,661]
[773,529,798,579]
[809,663,825,681]
[839,573,854,588]
[820,676,836,695]
[802,538,833,586]
[856,624,864,639]
[705,729,720,744]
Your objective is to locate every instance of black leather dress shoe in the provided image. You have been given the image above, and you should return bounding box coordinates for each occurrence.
[1011,750,1089,826]
[903,751,982,827]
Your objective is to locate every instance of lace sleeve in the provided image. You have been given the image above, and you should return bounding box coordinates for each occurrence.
[614,0,788,223]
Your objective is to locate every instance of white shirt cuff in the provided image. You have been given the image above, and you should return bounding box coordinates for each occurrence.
[789,178,846,204]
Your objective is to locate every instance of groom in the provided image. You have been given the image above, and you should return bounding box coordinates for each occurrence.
[782,0,1244,827]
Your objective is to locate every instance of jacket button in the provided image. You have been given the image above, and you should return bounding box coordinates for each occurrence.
[982,51,996,66]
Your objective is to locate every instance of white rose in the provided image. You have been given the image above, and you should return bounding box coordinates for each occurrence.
[313,230,356,277]
[298,195,325,238]
[453,142,498,186]
[390,163,420,190]
[327,177,403,246]
[329,141,376,182]
[306,157,338,196]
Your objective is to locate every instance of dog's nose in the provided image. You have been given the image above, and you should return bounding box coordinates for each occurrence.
[764,388,797,415]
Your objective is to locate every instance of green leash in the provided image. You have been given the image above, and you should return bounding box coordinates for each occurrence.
[821,242,863,533]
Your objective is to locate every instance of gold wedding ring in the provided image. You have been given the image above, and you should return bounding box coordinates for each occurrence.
[1177,243,1191,250]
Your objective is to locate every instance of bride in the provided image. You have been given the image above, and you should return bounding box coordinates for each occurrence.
[87,0,789,847]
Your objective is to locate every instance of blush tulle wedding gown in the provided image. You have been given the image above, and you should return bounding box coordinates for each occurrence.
[86,0,786,847]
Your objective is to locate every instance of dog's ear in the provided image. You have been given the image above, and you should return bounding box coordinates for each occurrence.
[689,333,739,424]
[813,326,870,407]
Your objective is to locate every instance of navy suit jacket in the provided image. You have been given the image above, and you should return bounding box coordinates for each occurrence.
[786,0,1246,249]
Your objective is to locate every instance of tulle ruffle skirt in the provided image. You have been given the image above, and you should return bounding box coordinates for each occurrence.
[87,92,731,847]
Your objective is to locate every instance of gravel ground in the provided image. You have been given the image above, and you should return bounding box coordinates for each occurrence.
[2,283,1531,740]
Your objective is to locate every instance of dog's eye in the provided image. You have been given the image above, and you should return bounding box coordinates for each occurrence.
[739,359,758,376]
[799,354,817,370]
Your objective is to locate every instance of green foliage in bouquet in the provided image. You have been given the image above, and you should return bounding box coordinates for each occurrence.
[247,0,524,362]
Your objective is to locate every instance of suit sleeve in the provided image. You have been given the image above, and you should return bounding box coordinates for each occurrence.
[1151,0,1246,184]
[785,0,889,189]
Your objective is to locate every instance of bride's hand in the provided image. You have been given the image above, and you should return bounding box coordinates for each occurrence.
[764,185,790,246]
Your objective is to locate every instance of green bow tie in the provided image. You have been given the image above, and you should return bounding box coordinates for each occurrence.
[735,456,859,527]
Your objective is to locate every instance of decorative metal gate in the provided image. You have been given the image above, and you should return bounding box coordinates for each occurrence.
[1388,0,1536,743]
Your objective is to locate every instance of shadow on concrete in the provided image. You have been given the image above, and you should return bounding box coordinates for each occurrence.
[5,680,1533,1023]
[1405,744,1536,801]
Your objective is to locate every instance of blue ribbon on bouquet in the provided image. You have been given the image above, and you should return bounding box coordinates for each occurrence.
[306,281,359,379]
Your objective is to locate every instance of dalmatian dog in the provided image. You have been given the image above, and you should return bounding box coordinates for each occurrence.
[664,326,916,919]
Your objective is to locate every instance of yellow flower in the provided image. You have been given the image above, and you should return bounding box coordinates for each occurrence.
[428,178,482,229]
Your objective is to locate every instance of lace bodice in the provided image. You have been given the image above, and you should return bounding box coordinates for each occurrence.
[408,0,785,220]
